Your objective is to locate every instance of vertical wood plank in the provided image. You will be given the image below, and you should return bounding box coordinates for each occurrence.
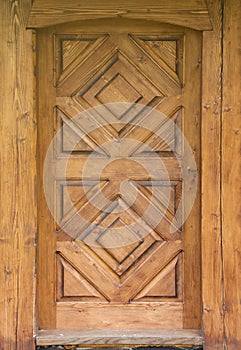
[222,0,241,348]
[182,29,202,329]
[0,1,36,349]
[202,0,224,349]
[36,27,57,329]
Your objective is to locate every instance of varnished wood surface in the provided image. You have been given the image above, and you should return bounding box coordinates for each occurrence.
[36,329,203,346]
[182,28,201,329]
[27,0,212,31]
[1,0,241,348]
[201,0,224,349]
[37,18,201,332]
[0,0,36,349]
[56,303,183,330]
[37,27,57,329]
[222,0,241,348]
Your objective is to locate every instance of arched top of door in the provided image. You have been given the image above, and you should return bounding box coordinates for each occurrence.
[27,0,212,31]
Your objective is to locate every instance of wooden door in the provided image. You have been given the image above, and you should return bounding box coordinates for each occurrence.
[37,19,201,332]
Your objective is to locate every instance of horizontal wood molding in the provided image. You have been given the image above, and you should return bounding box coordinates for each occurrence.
[36,329,203,346]
[27,0,212,30]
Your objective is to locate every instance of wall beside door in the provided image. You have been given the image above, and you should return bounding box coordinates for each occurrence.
[222,1,241,348]
[0,1,36,350]
[0,0,240,349]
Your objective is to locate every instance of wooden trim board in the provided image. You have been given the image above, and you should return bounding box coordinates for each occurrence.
[36,329,203,346]
[201,0,224,349]
[27,0,212,31]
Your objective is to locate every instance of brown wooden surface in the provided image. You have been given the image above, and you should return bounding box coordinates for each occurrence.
[222,0,241,348]
[0,0,36,349]
[37,19,201,332]
[182,28,201,329]
[56,303,183,329]
[201,0,224,349]
[36,329,203,346]
[37,27,57,329]
[1,0,241,347]
[27,0,212,31]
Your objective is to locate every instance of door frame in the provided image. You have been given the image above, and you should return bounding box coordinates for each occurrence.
[0,0,225,349]
[33,2,223,346]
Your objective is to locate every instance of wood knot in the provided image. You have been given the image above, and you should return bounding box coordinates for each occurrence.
[204,102,211,110]
[224,106,232,112]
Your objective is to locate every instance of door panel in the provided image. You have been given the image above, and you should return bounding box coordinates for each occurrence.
[37,19,201,331]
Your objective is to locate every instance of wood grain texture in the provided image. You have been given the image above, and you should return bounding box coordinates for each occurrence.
[1,0,237,348]
[36,328,203,346]
[201,1,224,349]
[0,0,36,349]
[222,0,241,348]
[37,18,202,334]
[182,28,201,329]
[56,241,182,305]
[37,27,57,329]
[56,303,183,330]
[27,0,212,31]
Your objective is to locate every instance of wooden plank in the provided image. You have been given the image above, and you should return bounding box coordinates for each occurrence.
[27,0,212,30]
[56,157,181,180]
[222,0,241,348]
[0,1,36,349]
[201,1,224,348]
[52,17,186,35]
[182,28,202,329]
[36,328,203,346]
[56,303,183,330]
[36,28,57,329]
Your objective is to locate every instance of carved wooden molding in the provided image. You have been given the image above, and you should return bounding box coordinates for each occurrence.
[28,0,212,30]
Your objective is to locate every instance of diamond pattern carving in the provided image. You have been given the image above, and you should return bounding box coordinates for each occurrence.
[96,219,143,263]
[74,51,164,130]
[96,73,142,117]
[53,28,185,305]
[79,197,163,277]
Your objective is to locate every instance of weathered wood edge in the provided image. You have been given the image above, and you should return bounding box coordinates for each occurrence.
[36,329,203,346]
